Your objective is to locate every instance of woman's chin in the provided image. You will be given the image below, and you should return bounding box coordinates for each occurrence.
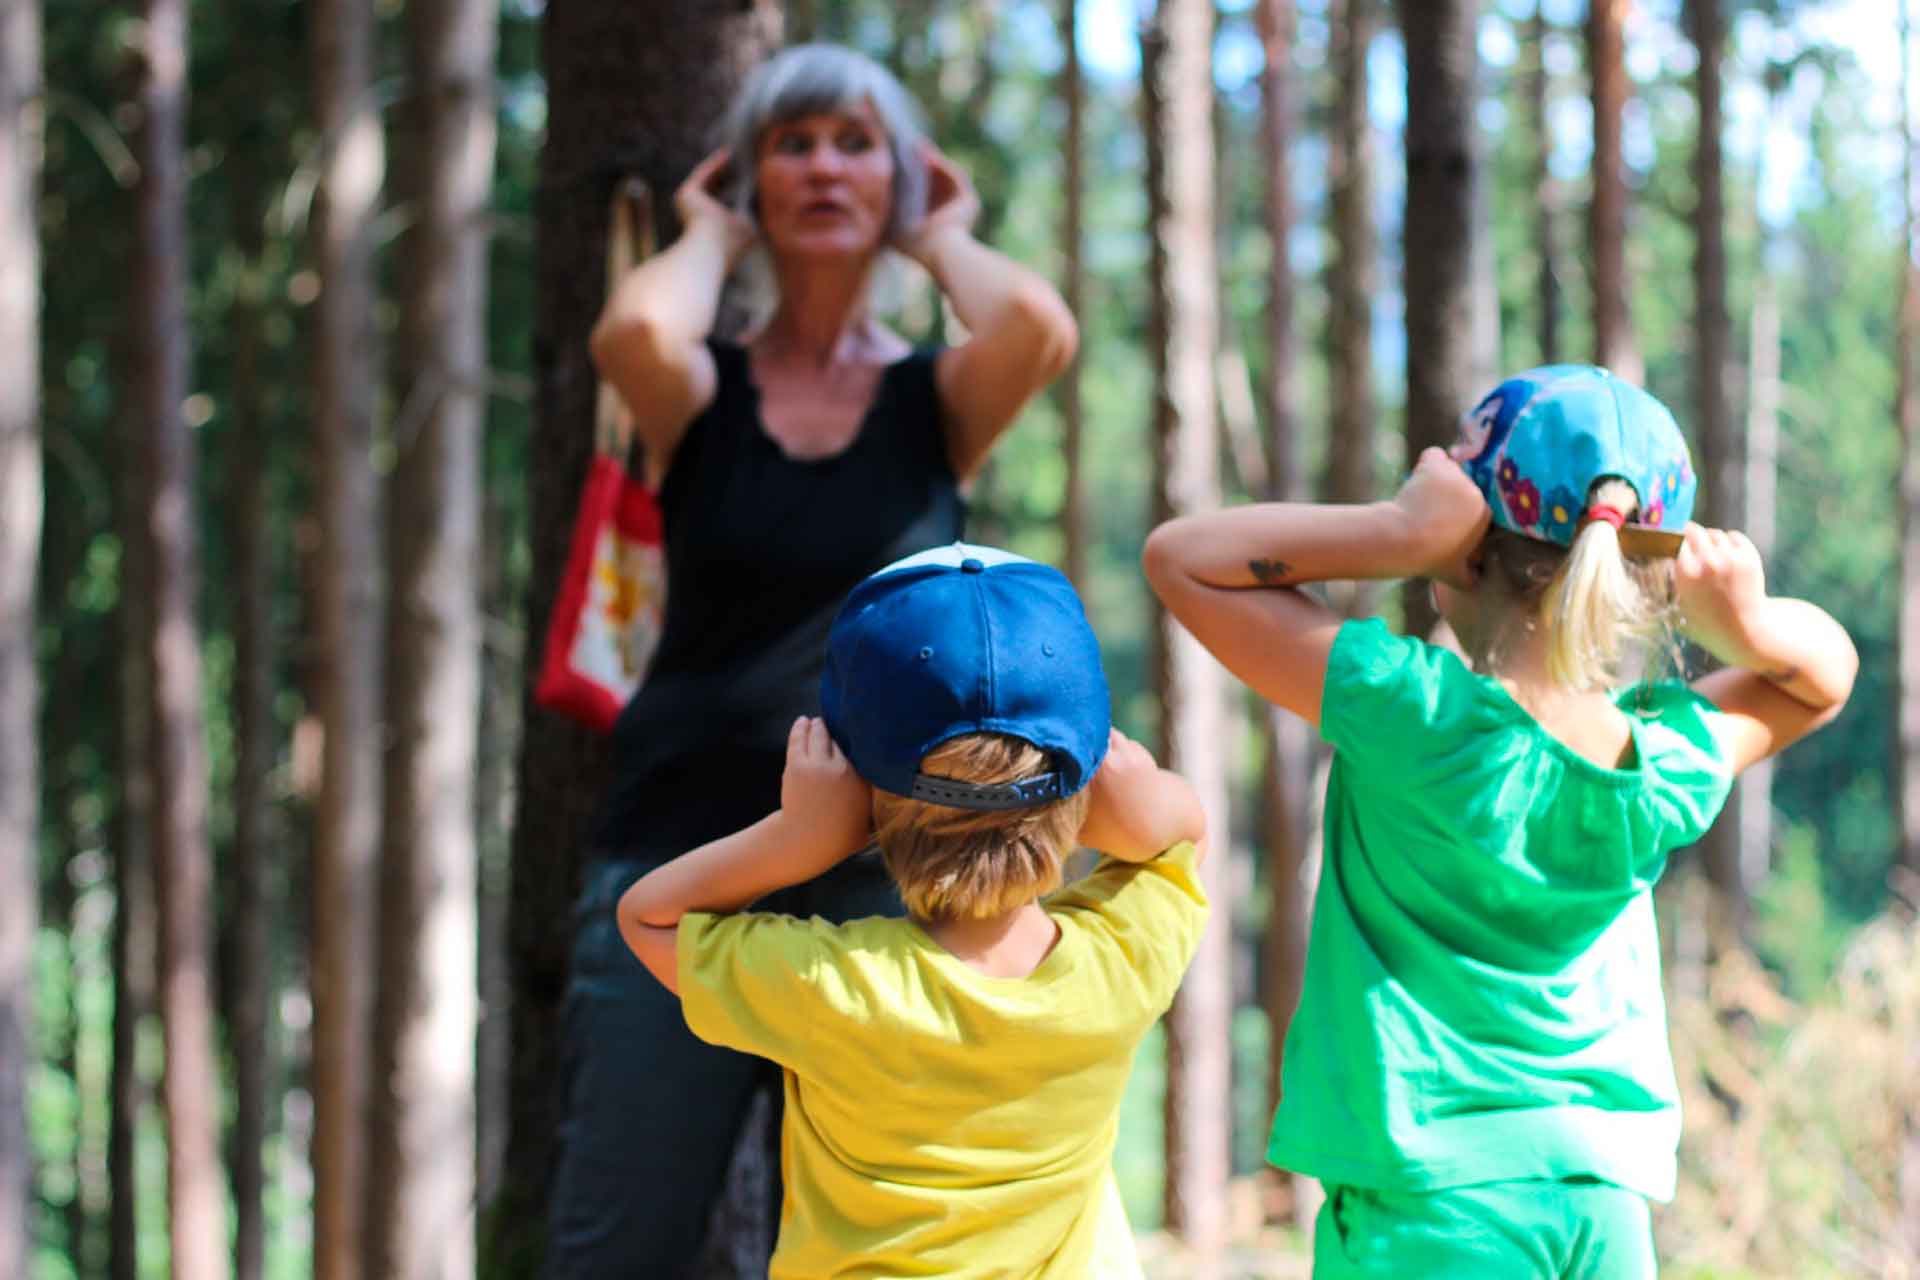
[765,230,885,266]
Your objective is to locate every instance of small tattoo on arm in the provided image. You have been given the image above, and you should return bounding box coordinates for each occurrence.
[1248,557,1292,585]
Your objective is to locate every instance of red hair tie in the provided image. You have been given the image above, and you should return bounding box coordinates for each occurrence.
[1581,503,1628,532]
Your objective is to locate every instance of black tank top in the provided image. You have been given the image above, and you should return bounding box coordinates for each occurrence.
[588,339,966,860]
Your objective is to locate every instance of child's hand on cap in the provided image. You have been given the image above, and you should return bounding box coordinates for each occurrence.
[1392,446,1491,589]
[780,716,874,862]
[1674,523,1768,668]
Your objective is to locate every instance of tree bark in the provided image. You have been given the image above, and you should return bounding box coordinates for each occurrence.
[1900,0,1920,886]
[1254,0,1310,1088]
[1327,0,1376,515]
[1587,0,1641,382]
[1686,0,1747,948]
[1529,1,1560,365]
[368,2,496,1275]
[309,2,384,1277]
[0,4,41,1271]
[484,5,783,1274]
[1142,2,1232,1251]
[221,5,280,1272]
[109,350,155,1280]
[1395,0,1482,639]
[135,3,229,1275]
[1059,0,1087,593]
[1898,8,1920,1252]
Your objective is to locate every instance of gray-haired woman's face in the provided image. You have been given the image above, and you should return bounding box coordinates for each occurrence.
[752,100,898,263]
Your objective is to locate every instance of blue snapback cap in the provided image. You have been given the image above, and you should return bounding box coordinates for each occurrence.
[1454,365,1696,551]
[821,543,1112,810]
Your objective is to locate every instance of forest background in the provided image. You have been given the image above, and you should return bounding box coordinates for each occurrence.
[5,0,1920,1277]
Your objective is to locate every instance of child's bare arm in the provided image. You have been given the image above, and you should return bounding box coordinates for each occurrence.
[1677,525,1858,774]
[1142,447,1489,726]
[1075,730,1208,863]
[617,717,872,994]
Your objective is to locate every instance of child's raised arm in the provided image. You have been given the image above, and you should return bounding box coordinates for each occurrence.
[617,716,873,994]
[1675,524,1857,774]
[1075,730,1208,862]
[1142,446,1489,727]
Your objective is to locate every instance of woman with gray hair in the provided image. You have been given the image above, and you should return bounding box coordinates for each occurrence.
[545,43,1078,1276]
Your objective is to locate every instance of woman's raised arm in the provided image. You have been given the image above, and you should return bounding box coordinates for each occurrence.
[903,147,1078,482]
[590,150,757,475]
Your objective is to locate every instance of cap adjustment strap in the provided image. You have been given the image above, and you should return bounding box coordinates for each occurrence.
[910,771,1067,811]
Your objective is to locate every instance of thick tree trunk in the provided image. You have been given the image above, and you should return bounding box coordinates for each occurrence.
[222,8,279,1272]
[1142,3,1232,1251]
[309,3,384,1277]
[367,2,496,1275]
[1529,2,1560,365]
[1059,0,1087,592]
[135,3,229,1275]
[1686,0,1746,948]
[1395,0,1481,638]
[0,4,41,1271]
[484,6,783,1274]
[1587,0,1641,382]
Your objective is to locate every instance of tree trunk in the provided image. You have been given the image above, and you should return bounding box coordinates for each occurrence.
[0,4,41,1270]
[1686,0,1746,948]
[1734,49,1783,940]
[222,7,279,1272]
[1587,0,1641,382]
[1900,0,1920,885]
[1897,8,1920,1252]
[1327,0,1376,515]
[1059,0,1087,593]
[309,2,384,1277]
[475,490,517,1216]
[1254,0,1309,1088]
[1395,0,1482,639]
[1529,1,1560,365]
[1142,2,1232,1251]
[135,3,229,1275]
[109,351,156,1280]
[483,5,784,1274]
[367,2,496,1275]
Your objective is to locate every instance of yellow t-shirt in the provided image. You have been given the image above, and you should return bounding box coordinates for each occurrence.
[677,842,1208,1279]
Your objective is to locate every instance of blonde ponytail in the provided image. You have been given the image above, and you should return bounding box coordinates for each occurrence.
[1542,478,1671,689]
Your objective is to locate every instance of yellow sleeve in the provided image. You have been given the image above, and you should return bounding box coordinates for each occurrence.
[1047,841,1209,1013]
[676,911,828,1066]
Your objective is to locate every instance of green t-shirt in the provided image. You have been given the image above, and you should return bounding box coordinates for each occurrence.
[1267,619,1732,1200]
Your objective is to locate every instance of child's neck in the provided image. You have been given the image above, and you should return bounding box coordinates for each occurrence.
[920,902,1061,979]
[1484,620,1636,770]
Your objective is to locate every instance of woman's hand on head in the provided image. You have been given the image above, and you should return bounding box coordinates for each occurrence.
[674,148,759,263]
[779,717,874,864]
[1674,523,1769,667]
[1391,447,1491,589]
[895,144,981,265]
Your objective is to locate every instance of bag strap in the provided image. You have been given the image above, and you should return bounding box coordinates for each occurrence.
[594,178,655,461]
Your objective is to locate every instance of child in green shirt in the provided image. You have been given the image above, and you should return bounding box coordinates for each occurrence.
[1144,366,1857,1278]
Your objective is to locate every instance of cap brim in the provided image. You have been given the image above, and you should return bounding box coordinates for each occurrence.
[1619,525,1684,559]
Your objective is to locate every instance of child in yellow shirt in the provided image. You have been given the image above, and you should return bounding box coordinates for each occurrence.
[617,543,1210,1278]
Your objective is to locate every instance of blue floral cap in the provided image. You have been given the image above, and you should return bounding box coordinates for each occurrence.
[1453,365,1695,547]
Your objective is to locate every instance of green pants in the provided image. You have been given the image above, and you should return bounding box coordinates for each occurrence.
[1312,1178,1657,1279]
